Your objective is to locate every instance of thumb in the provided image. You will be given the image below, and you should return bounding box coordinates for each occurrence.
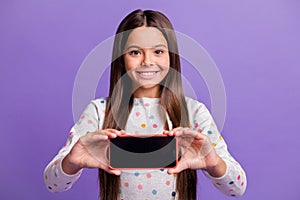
[167,161,188,174]
[102,164,122,176]
[109,169,122,176]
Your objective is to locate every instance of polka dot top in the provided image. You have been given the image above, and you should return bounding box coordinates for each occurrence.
[44,97,247,198]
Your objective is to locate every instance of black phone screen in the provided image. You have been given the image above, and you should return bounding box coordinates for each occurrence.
[109,136,177,169]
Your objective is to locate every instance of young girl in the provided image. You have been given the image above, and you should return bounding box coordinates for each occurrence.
[44,9,247,200]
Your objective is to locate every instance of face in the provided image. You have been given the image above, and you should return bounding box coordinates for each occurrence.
[123,26,170,98]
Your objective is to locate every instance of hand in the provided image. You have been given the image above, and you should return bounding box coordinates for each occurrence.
[164,127,226,177]
[62,129,124,176]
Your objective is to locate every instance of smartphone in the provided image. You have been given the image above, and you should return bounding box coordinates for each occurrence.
[109,135,178,169]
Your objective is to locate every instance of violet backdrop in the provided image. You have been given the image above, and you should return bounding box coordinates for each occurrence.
[0,0,299,200]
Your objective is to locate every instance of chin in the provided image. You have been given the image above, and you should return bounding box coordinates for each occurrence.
[139,83,159,89]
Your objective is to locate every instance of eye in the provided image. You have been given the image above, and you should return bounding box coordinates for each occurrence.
[154,49,164,54]
[129,50,141,56]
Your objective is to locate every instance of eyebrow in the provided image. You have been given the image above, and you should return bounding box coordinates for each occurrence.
[124,44,168,51]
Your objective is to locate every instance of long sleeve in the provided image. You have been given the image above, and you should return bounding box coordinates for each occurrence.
[44,99,105,192]
[186,97,247,197]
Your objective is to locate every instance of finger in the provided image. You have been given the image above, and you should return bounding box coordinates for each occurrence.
[100,164,121,176]
[167,159,188,174]
[86,134,110,144]
[98,130,118,138]
[171,127,183,134]
[84,133,108,141]
[119,130,126,135]
[164,127,183,136]
[98,129,121,135]
[163,130,173,136]
[107,169,122,176]
[175,128,206,140]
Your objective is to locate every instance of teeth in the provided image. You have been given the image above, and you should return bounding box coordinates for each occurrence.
[138,72,157,76]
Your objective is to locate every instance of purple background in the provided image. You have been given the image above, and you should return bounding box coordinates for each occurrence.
[0,0,299,199]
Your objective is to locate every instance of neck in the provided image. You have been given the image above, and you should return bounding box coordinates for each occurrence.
[133,85,161,98]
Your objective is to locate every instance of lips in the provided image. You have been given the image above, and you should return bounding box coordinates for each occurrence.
[136,71,159,79]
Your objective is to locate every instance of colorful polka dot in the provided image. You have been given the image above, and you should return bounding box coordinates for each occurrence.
[53,183,58,187]
[197,129,202,133]
[54,172,57,177]
[219,135,223,140]
[88,120,92,124]
[149,115,154,119]
[45,175,48,180]
[237,175,241,180]
[152,189,157,195]
[229,181,234,185]
[134,172,139,176]
[48,186,52,190]
[138,184,143,190]
[207,130,213,134]
[69,132,73,136]
[136,112,140,117]
[173,174,177,177]
[194,123,199,128]
[241,182,244,186]
[212,143,217,147]
[171,191,176,196]
[160,169,164,172]
[81,115,85,119]
[134,103,139,106]
[100,100,105,103]
[54,160,59,165]
[153,124,158,128]
[124,182,129,187]
[146,173,152,178]
[144,103,150,107]
[141,123,146,128]
[66,182,71,185]
[166,180,170,186]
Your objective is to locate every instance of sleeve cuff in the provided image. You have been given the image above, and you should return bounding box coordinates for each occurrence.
[202,158,231,181]
[56,156,83,181]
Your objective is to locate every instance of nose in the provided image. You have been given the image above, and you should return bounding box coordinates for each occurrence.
[141,50,154,66]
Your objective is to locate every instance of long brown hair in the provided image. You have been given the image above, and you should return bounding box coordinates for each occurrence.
[99,9,197,200]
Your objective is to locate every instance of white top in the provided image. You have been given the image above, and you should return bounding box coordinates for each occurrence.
[44,97,247,199]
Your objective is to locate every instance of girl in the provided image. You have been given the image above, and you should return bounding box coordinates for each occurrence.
[44,9,247,199]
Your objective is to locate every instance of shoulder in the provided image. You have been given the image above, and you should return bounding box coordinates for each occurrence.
[82,97,108,118]
[184,96,207,111]
[184,96,212,121]
[90,97,108,108]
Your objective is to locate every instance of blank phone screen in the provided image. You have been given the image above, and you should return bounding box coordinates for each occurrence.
[109,136,177,168]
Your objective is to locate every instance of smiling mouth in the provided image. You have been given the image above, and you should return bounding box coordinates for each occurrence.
[136,71,160,79]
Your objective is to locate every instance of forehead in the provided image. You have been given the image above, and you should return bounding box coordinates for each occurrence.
[125,27,168,48]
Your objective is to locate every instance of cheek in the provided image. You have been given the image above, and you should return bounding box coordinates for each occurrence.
[124,56,139,71]
[159,55,170,69]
